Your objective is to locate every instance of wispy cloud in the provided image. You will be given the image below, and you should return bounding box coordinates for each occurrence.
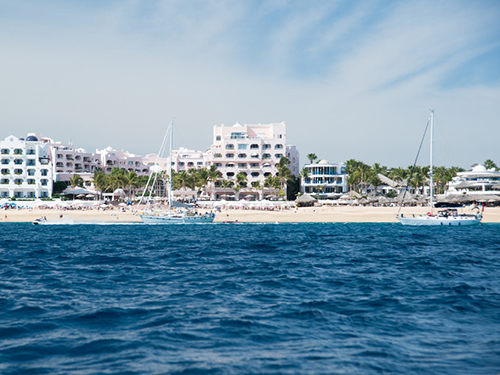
[0,0,499,167]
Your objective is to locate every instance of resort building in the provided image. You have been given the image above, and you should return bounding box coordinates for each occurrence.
[205,122,299,200]
[143,147,208,173]
[0,134,53,198]
[301,160,348,198]
[96,147,149,176]
[446,164,500,195]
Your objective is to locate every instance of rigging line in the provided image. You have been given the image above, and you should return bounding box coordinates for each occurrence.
[135,122,172,213]
[397,117,430,217]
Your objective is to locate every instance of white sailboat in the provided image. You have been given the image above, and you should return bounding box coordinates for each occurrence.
[397,110,482,226]
[137,121,215,224]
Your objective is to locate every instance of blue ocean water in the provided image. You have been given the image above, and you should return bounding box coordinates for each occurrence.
[0,223,499,375]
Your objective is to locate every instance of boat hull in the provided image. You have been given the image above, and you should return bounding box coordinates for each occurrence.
[397,215,482,226]
[140,214,215,224]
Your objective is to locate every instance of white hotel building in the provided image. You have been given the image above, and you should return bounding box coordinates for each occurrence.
[301,160,348,197]
[0,134,53,198]
[206,122,299,199]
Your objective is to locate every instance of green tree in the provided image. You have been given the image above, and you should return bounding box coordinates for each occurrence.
[484,159,498,171]
[69,174,84,200]
[306,153,318,164]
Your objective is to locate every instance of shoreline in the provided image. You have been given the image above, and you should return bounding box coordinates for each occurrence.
[2,206,499,224]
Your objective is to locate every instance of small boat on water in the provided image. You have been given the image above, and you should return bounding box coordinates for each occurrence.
[32,217,48,225]
[397,110,482,226]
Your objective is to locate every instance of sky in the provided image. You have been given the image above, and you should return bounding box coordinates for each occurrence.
[1,0,499,169]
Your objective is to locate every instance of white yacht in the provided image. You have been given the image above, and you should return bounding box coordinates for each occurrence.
[397,110,482,226]
[136,121,215,224]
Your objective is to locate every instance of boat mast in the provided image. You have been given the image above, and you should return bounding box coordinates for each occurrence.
[168,120,173,216]
[430,110,434,215]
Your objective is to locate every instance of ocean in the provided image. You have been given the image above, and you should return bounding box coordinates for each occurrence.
[0,222,499,374]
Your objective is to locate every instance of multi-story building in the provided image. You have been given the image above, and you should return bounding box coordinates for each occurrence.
[0,134,53,198]
[447,164,500,195]
[301,160,348,197]
[143,147,207,173]
[206,122,299,199]
[96,146,149,175]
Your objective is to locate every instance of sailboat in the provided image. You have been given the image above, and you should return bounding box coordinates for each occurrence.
[137,121,215,224]
[397,110,482,226]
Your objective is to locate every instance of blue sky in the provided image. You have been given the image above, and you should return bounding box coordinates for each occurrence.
[1,0,499,168]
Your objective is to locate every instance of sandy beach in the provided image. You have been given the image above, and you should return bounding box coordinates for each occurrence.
[2,205,499,224]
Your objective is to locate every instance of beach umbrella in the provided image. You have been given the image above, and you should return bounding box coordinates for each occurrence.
[118,202,127,206]
[100,204,108,208]
[491,183,500,190]
[92,203,100,207]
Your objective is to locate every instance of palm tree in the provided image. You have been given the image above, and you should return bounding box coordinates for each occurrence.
[69,174,84,201]
[236,172,248,188]
[123,171,140,200]
[92,169,107,200]
[207,165,221,200]
[176,170,191,191]
[484,159,498,171]
[276,157,293,200]
[306,153,318,164]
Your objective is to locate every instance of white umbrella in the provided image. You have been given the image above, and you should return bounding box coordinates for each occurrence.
[100,204,108,208]
[118,202,127,207]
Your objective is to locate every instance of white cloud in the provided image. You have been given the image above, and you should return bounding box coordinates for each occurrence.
[0,0,499,168]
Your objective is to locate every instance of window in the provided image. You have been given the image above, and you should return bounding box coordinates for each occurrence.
[179,162,185,166]
[275,154,283,159]
[262,154,271,159]
[250,144,259,149]
[128,161,134,165]
[274,144,283,149]
[27,169,35,176]
[57,154,63,159]
[250,163,259,168]
[14,159,23,165]
[214,163,222,167]
[262,144,271,150]
[41,179,48,186]
[27,149,36,155]
[238,144,247,150]
[216,136,221,141]
[14,149,23,155]
[14,169,22,175]
[27,179,35,185]
[226,172,235,178]
[1,169,8,174]
[225,144,234,150]
[238,163,247,168]
[14,179,23,184]
[225,153,234,158]
[226,163,235,168]
[1,149,9,154]
[197,162,203,166]
[230,132,246,139]
[56,162,63,167]
[66,162,73,167]
[27,159,36,166]
[187,162,194,166]
[251,172,260,177]
[1,159,9,165]
[238,153,247,158]
[1,179,9,184]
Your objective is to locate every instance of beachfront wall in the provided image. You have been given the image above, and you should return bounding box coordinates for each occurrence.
[0,134,53,198]
[301,160,348,198]
[205,122,299,200]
